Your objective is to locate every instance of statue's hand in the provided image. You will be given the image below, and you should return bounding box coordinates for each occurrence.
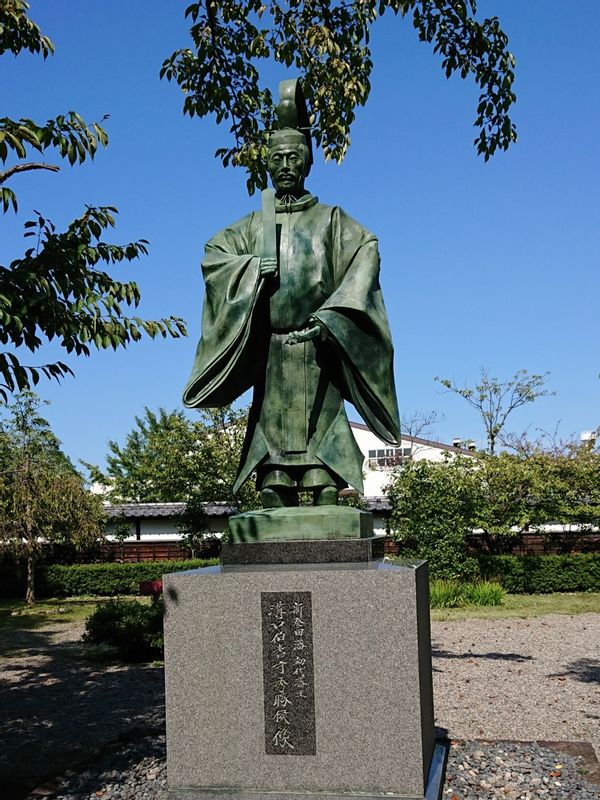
[286,323,325,345]
[260,256,278,278]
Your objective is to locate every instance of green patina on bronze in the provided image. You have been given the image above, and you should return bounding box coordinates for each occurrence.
[228,505,373,543]
[183,80,400,534]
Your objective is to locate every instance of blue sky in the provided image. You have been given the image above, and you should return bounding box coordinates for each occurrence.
[2,1,599,469]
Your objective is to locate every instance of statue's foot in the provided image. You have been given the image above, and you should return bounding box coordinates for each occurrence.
[314,486,338,506]
[261,487,299,508]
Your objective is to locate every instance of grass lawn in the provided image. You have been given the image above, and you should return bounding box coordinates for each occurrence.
[0,596,154,660]
[430,591,600,621]
[1,591,599,636]
[0,597,100,633]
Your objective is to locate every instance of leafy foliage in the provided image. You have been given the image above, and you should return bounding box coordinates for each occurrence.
[0,0,53,58]
[162,0,517,194]
[90,405,259,508]
[387,439,600,572]
[84,598,165,662]
[0,392,105,603]
[387,456,480,579]
[0,112,109,202]
[435,368,554,454]
[0,208,187,398]
[0,2,187,398]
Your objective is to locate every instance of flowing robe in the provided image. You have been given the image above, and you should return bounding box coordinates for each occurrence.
[183,193,400,494]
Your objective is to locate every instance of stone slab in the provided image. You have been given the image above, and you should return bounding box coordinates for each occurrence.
[164,560,435,799]
[221,537,384,565]
[228,506,373,543]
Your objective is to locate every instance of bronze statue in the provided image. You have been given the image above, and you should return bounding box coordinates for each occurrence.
[183,80,400,509]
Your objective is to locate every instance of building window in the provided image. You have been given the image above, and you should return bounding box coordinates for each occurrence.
[367,446,412,468]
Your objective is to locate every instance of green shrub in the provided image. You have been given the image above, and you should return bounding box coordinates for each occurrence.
[429,578,505,608]
[84,599,164,661]
[477,553,600,593]
[386,459,480,580]
[36,558,218,598]
[480,553,600,593]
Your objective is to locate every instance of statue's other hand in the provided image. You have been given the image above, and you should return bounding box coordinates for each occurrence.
[259,256,278,278]
[285,324,324,345]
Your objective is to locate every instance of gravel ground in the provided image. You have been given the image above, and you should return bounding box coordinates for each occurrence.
[431,613,600,757]
[44,735,599,800]
[1,612,599,800]
[0,619,164,800]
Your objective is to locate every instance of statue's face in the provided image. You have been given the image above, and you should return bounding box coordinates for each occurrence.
[267,144,306,194]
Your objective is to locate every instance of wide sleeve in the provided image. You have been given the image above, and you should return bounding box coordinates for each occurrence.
[312,209,401,445]
[182,215,265,408]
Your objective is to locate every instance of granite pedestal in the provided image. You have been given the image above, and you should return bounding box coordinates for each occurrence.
[164,536,445,800]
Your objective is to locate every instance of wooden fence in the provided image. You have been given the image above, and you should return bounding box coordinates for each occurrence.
[100,539,220,563]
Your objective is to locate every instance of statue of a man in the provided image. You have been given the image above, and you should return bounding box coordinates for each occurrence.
[183,81,400,509]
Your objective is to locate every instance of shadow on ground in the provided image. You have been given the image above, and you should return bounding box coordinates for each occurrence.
[431,643,533,671]
[0,626,164,800]
[548,658,600,685]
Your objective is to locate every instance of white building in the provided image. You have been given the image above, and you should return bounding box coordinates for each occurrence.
[350,421,475,497]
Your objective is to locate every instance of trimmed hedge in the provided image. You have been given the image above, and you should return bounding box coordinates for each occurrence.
[477,553,600,593]
[1,554,599,599]
[0,559,218,599]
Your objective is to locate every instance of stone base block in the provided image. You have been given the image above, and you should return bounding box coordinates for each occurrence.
[170,737,446,799]
[228,505,373,543]
[164,558,440,800]
[221,536,384,565]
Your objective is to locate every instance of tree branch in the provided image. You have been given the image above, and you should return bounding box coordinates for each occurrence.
[0,162,60,184]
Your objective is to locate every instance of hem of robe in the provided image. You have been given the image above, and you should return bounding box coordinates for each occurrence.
[232,407,364,496]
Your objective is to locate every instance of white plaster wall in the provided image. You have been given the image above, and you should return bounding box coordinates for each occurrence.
[350,423,454,498]
[105,516,227,542]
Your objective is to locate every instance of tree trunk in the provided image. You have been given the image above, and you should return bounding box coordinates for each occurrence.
[25,552,35,606]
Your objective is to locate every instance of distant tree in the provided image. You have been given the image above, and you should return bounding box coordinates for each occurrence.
[502,424,600,458]
[0,392,105,604]
[0,1,187,399]
[499,427,600,532]
[88,408,199,503]
[89,404,260,509]
[471,452,563,552]
[435,368,555,455]
[162,0,517,193]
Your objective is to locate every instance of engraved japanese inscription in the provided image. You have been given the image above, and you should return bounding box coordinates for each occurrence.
[261,591,316,755]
